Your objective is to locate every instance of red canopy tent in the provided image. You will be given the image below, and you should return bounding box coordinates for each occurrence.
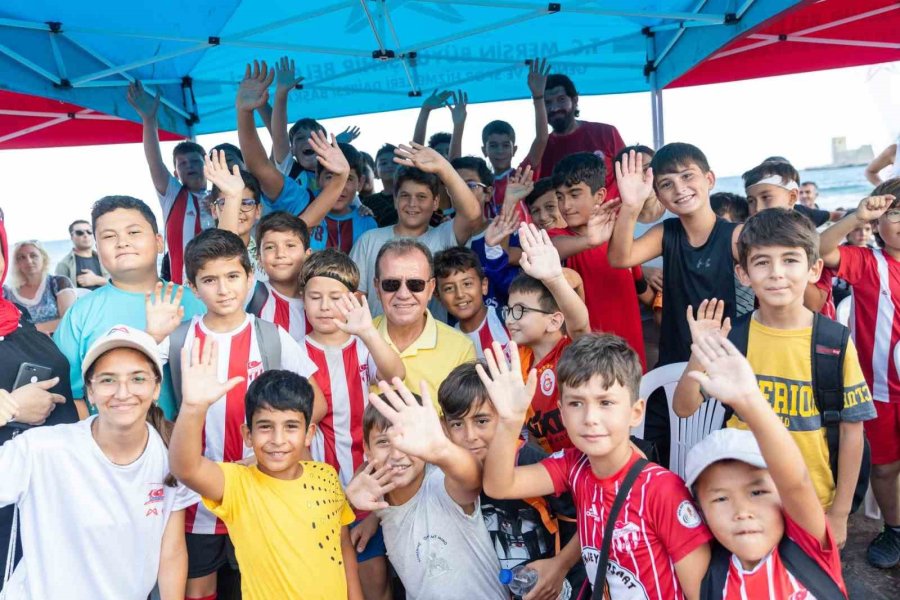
[0,90,180,150]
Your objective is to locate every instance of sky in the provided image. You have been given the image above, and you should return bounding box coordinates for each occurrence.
[1,61,897,244]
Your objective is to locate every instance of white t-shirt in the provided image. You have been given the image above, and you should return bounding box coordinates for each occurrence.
[893,134,900,178]
[377,466,507,600]
[349,220,458,321]
[159,314,318,534]
[0,417,197,600]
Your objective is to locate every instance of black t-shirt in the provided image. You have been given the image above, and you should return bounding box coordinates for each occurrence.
[0,310,77,590]
[360,191,398,228]
[658,217,740,366]
[795,204,830,227]
[74,254,103,290]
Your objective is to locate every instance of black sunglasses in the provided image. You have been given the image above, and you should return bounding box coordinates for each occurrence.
[379,278,430,293]
[72,229,93,236]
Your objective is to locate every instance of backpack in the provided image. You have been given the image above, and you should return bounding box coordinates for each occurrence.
[167,317,282,410]
[700,538,845,600]
[727,312,871,514]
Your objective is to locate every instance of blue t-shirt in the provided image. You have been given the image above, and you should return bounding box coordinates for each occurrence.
[471,232,521,310]
[261,174,313,216]
[53,281,206,418]
[308,209,378,253]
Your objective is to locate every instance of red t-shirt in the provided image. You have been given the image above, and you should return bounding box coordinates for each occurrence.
[542,449,712,597]
[546,228,646,370]
[491,159,537,223]
[719,514,846,599]
[838,245,900,402]
[519,336,573,452]
[815,266,837,320]
[539,121,625,200]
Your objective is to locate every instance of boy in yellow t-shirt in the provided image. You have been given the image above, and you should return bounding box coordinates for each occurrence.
[169,341,361,600]
[674,208,875,549]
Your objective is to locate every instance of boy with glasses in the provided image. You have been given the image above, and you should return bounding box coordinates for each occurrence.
[56,219,108,293]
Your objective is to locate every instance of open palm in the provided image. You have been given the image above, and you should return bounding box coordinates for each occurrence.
[615,150,654,211]
[236,60,274,112]
[393,143,446,173]
[309,130,350,176]
[204,150,245,199]
[126,81,160,121]
[687,334,758,409]
[180,340,244,409]
[686,299,732,344]
[145,282,184,342]
[519,223,562,281]
[346,462,397,511]
[476,341,536,422]
[368,379,445,461]
[333,294,373,336]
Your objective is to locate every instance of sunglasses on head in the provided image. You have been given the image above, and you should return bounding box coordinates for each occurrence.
[72,229,92,236]
[379,278,430,293]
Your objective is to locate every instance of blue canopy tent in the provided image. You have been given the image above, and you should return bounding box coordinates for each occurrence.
[0,1,807,149]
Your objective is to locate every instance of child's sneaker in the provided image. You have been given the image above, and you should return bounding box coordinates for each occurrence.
[867,526,900,569]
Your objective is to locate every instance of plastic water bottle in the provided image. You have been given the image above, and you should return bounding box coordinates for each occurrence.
[498,565,572,599]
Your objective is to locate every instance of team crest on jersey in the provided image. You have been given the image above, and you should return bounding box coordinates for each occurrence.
[611,522,642,553]
[789,591,810,600]
[247,359,264,381]
[540,368,556,395]
[359,363,369,385]
[144,485,165,506]
[677,500,702,528]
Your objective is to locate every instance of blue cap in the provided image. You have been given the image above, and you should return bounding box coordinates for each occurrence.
[498,569,513,585]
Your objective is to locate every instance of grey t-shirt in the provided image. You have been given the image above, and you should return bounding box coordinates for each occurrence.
[74,254,103,290]
[378,466,507,600]
[349,220,458,322]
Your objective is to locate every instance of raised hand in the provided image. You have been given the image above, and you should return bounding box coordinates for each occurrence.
[204,149,245,201]
[686,333,760,410]
[448,90,468,126]
[236,60,275,113]
[615,150,654,212]
[476,341,537,423]
[393,142,448,174]
[126,81,160,121]
[855,194,897,222]
[346,463,397,511]
[335,126,361,144]
[422,89,452,112]
[484,208,521,248]
[333,293,374,336]
[504,165,535,205]
[686,299,732,345]
[527,58,551,98]
[309,130,350,178]
[145,282,185,343]
[367,378,448,462]
[585,199,621,247]
[274,55,304,94]
[180,340,244,410]
[519,222,563,282]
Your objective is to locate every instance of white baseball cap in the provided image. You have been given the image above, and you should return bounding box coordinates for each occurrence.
[81,325,163,380]
[684,428,768,490]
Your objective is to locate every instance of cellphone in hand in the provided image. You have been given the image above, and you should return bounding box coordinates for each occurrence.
[12,362,53,390]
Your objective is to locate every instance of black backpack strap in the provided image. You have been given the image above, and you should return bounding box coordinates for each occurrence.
[721,314,753,424]
[167,321,192,411]
[253,317,282,371]
[591,458,648,599]
[245,281,269,316]
[778,536,846,600]
[809,313,847,477]
[699,542,732,600]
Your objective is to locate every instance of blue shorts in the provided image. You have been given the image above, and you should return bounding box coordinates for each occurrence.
[349,518,386,563]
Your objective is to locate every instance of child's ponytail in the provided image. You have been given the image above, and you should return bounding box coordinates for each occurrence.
[146,403,177,487]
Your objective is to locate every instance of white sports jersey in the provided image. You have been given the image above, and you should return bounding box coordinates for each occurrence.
[160,314,317,534]
[455,307,510,361]
[158,176,212,285]
[253,281,310,343]
[304,336,376,488]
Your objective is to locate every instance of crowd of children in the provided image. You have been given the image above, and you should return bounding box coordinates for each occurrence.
[0,55,898,600]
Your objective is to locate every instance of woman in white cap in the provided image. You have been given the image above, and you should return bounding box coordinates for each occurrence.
[0,324,196,599]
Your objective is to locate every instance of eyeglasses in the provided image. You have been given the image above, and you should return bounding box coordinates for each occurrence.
[884,209,900,223]
[72,229,93,236]
[379,278,430,293]
[465,181,488,191]
[501,303,555,321]
[212,198,259,212]
[89,374,159,395]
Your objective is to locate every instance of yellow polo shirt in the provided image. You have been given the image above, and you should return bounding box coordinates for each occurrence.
[373,311,476,407]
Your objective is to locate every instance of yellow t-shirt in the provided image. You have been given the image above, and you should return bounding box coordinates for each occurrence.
[203,461,355,600]
[727,319,875,509]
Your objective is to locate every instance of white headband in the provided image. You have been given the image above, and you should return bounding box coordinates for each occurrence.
[747,175,800,192]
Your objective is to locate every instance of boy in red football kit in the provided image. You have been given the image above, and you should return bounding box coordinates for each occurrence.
[507,223,590,453]
[482,335,711,598]
[145,229,325,600]
[684,333,848,600]
[298,249,405,600]
[820,184,900,568]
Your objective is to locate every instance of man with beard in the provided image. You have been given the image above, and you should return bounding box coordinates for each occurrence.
[540,74,626,199]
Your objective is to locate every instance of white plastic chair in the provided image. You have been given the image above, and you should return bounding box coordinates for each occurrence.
[835,295,853,327]
[634,362,727,480]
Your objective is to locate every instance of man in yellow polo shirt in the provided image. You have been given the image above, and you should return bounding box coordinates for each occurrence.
[372,239,475,402]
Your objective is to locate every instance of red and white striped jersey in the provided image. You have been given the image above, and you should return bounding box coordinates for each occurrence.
[253,281,310,343]
[543,449,712,598]
[158,176,211,285]
[838,245,900,402]
[302,336,376,488]
[160,314,318,534]
[455,307,510,361]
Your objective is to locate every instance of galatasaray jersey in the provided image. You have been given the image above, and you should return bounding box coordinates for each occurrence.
[250,281,311,343]
[455,307,510,361]
[543,449,712,598]
[160,314,318,534]
[303,335,377,487]
[519,336,573,452]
